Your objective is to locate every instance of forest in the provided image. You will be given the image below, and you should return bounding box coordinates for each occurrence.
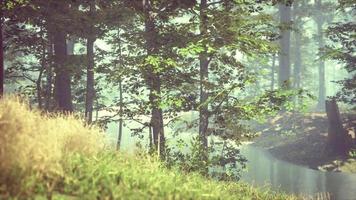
[0,0,355,199]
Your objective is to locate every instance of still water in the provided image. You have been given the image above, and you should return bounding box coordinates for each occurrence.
[240,145,356,200]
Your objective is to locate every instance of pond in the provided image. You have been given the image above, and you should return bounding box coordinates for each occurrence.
[240,145,356,200]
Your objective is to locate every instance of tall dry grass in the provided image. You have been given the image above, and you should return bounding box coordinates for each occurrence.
[0,96,106,195]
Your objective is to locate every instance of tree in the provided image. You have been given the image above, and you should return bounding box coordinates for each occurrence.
[315,0,326,111]
[198,0,209,158]
[325,0,355,107]
[0,5,3,97]
[278,1,292,88]
[85,0,96,123]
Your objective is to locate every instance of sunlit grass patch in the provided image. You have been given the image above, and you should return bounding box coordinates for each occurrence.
[0,97,296,199]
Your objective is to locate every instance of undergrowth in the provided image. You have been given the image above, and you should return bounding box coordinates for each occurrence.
[0,97,296,199]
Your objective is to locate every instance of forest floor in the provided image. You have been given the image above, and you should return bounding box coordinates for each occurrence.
[251,112,356,173]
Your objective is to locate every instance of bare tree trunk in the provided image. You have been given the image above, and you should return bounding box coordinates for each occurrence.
[53,30,73,112]
[199,0,209,150]
[316,0,326,111]
[271,53,276,90]
[117,79,123,150]
[85,1,96,123]
[45,36,53,110]
[116,28,123,150]
[37,33,47,109]
[278,3,292,88]
[0,7,4,98]
[293,3,302,90]
[325,99,351,155]
[143,0,165,158]
[36,67,44,109]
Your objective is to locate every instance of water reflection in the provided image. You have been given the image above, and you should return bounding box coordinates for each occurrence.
[241,145,356,200]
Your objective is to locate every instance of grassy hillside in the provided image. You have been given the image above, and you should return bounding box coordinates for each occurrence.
[0,97,296,199]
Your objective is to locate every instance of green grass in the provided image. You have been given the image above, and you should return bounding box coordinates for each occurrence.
[27,152,295,200]
[0,97,296,199]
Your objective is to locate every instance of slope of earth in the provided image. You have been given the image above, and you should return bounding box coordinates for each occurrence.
[252,112,356,173]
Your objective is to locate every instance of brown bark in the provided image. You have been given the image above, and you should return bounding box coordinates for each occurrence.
[53,30,73,112]
[117,28,123,150]
[199,0,209,150]
[325,99,351,155]
[0,7,4,98]
[45,37,53,111]
[85,1,96,123]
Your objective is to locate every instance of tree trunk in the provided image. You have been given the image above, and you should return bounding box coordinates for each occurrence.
[117,79,123,150]
[117,28,123,150]
[293,3,302,90]
[0,7,4,98]
[37,34,47,109]
[199,0,209,150]
[271,53,276,90]
[45,36,53,110]
[325,99,351,155]
[85,1,96,123]
[143,0,165,158]
[53,30,73,112]
[278,3,292,88]
[316,0,326,111]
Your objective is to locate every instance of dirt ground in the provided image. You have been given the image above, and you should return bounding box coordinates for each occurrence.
[251,112,356,173]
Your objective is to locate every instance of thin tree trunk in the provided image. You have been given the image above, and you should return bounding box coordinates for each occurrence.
[0,7,4,98]
[85,1,95,123]
[116,27,123,150]
[293,3,302,90]
[37,34,47,109]
[199,0,209,166]
[36,67,44,109]
[316,0,326,111]
[53,30,73,112]
[271,53,276,90]
[45,36,53,110]
[143,0,165,158]
[278,3,292,88]
[117,79,123,150]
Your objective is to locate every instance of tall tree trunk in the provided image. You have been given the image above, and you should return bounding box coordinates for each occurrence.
[271,53,276,90]
[199,0,209,150]
[143,0,165,158]
[53,29,73,112]
[0,7,4,98]
[278,3,292,88]
[293,3,302,90]
[316,0,326,111]
[117,79,123,150]
[37,33,47,109]
[85,1,95,123]
[45,35,53,110]
[116,28,123,150]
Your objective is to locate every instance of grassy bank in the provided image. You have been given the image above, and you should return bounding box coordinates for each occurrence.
[0,97,295,199]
